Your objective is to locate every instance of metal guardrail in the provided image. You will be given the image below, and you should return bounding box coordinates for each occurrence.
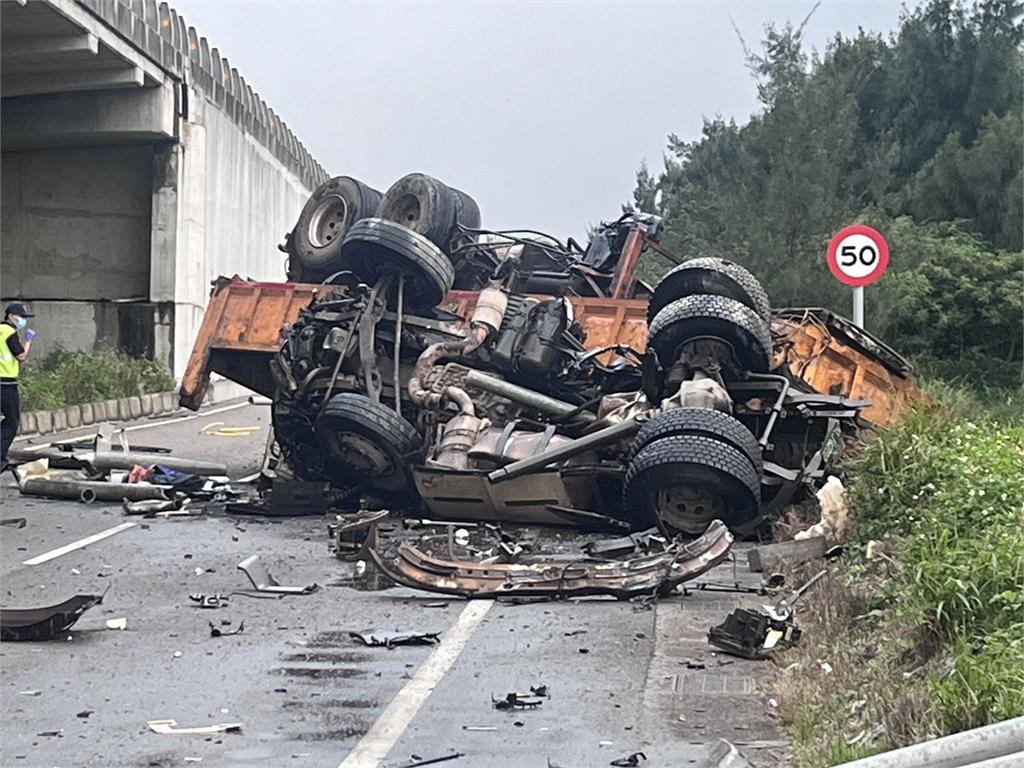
[832,716,1024,768]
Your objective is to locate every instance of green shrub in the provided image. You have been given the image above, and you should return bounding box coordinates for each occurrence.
[778,383,1024,765]
[19,350,174,411]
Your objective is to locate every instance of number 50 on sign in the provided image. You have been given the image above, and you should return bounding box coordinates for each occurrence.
[827,224,889,287]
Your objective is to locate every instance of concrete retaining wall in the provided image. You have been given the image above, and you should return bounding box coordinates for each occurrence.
[0,299,172,362]
[1,145,154,301]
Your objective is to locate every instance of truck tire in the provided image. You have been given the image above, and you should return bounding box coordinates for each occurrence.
[631,407,761,474]
[339,218,455,310]
[316,392,422,505]
[648,294,772,374]
[451,187,481,230]
[376,173,458,249]
[648,257,771,324]
[623,434,761,535]
[292,176,383,272]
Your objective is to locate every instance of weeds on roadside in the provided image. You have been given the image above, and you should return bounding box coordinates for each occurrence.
[19,350,174,411]
[774,382,1024,767]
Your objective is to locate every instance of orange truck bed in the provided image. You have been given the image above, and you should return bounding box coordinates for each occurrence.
[180,278,924,427]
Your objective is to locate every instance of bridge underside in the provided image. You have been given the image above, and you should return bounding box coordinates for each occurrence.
[1,0,318,378]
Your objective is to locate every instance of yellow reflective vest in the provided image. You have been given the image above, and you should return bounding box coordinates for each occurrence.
[0,324,20,379]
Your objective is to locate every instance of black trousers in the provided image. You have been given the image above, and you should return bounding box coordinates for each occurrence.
[1,383,19,465]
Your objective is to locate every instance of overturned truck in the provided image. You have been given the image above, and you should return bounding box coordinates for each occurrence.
[181,173,925,537]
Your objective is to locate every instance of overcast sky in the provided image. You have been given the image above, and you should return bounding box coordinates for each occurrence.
[171,0,916,239]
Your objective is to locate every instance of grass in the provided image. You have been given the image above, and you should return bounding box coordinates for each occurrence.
[19,349,175,412]
[773,381,1024,767]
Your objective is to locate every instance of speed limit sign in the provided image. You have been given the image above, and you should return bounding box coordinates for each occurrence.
[827,224,889,287]
[827,224,889,328]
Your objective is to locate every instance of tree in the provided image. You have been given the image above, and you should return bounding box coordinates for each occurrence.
[632,0,1023,375]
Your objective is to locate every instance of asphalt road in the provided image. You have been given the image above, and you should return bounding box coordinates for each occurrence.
[1,401,789,768]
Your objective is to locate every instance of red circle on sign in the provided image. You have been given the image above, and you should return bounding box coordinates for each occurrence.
[827,224,889,287]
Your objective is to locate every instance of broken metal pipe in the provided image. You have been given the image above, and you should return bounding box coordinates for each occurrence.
[408,286,507,411]
[20,478,172,503]
[463,369,596,423]
[86,450,228,476]
[487,415,644,484]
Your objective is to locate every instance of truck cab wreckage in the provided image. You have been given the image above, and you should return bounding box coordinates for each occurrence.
[179,172,926,596]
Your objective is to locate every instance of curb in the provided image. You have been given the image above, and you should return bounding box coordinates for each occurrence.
[16,379,251,437]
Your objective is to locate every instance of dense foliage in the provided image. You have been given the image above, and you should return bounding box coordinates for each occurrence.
[20,350,175,411]
[776,391,1024,766]
[632,0,1023,380]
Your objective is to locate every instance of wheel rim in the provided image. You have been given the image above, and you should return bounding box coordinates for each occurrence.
[329,432,397,487]
[388,193,422,229]
[656,485,724,534]
[308,194,348,248]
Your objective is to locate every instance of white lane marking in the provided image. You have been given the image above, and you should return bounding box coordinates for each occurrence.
[338,600,494,768]
[13,400,253,445]
[22,522,137,566]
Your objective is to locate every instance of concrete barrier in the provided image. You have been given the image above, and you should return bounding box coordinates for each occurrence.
[14,377,253,437]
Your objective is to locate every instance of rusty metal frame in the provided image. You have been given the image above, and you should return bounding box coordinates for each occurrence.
[368,520,733,599]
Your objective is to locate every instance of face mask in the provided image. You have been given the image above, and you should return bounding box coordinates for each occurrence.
[16,317,27,330]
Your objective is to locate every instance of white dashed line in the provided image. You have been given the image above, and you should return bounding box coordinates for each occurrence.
[337,600,494,768]
[22,522,137,566]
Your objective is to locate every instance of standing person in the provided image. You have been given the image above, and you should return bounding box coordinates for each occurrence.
[0,303,34,469]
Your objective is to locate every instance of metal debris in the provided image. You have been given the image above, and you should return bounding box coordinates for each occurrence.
[610,753,648,767]
[209,621,245,637]
[0,594,103,641]
[190,593,228,609]
[492,691,545,710]
[349,630,440,648]
[369,520,733,599]
[236,555,319,594]
[392,753,465,768]
[147,719,242,735]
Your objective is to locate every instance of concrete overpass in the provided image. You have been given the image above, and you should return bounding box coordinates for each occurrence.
[1,0,327,377]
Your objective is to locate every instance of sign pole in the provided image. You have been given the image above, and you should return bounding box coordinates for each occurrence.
[827,224,889,328]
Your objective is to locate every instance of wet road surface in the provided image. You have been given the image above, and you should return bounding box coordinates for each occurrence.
[1,402,789,767]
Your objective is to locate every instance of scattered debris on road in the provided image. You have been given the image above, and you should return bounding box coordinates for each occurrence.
[708,569,826,658]
[492,690,545,710]
[105,617,127,630]
[369,519,733,599]
[1,516,26,527]
[392,752,465,768]
[349,629,441,648]
[0,594,103,641]
[209,620,245,637]
[190,593,228,609]
[236,555,319,595]
[147,719,243,735]
[609,752,648,767]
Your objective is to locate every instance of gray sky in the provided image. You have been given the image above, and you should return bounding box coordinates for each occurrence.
[172,0,915,240]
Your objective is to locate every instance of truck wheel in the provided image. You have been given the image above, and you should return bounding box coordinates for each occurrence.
[316,392,422,505]
[648,294,772,374]
[292,177,383,272]
[451,187,481,230]
[339,218,455,310]
[647,257,771,324]
[623,434,761,535]
[631,407,761,474]
[376,173,457,249]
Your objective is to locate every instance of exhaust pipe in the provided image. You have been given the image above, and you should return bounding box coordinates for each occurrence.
[20,478,173,503]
